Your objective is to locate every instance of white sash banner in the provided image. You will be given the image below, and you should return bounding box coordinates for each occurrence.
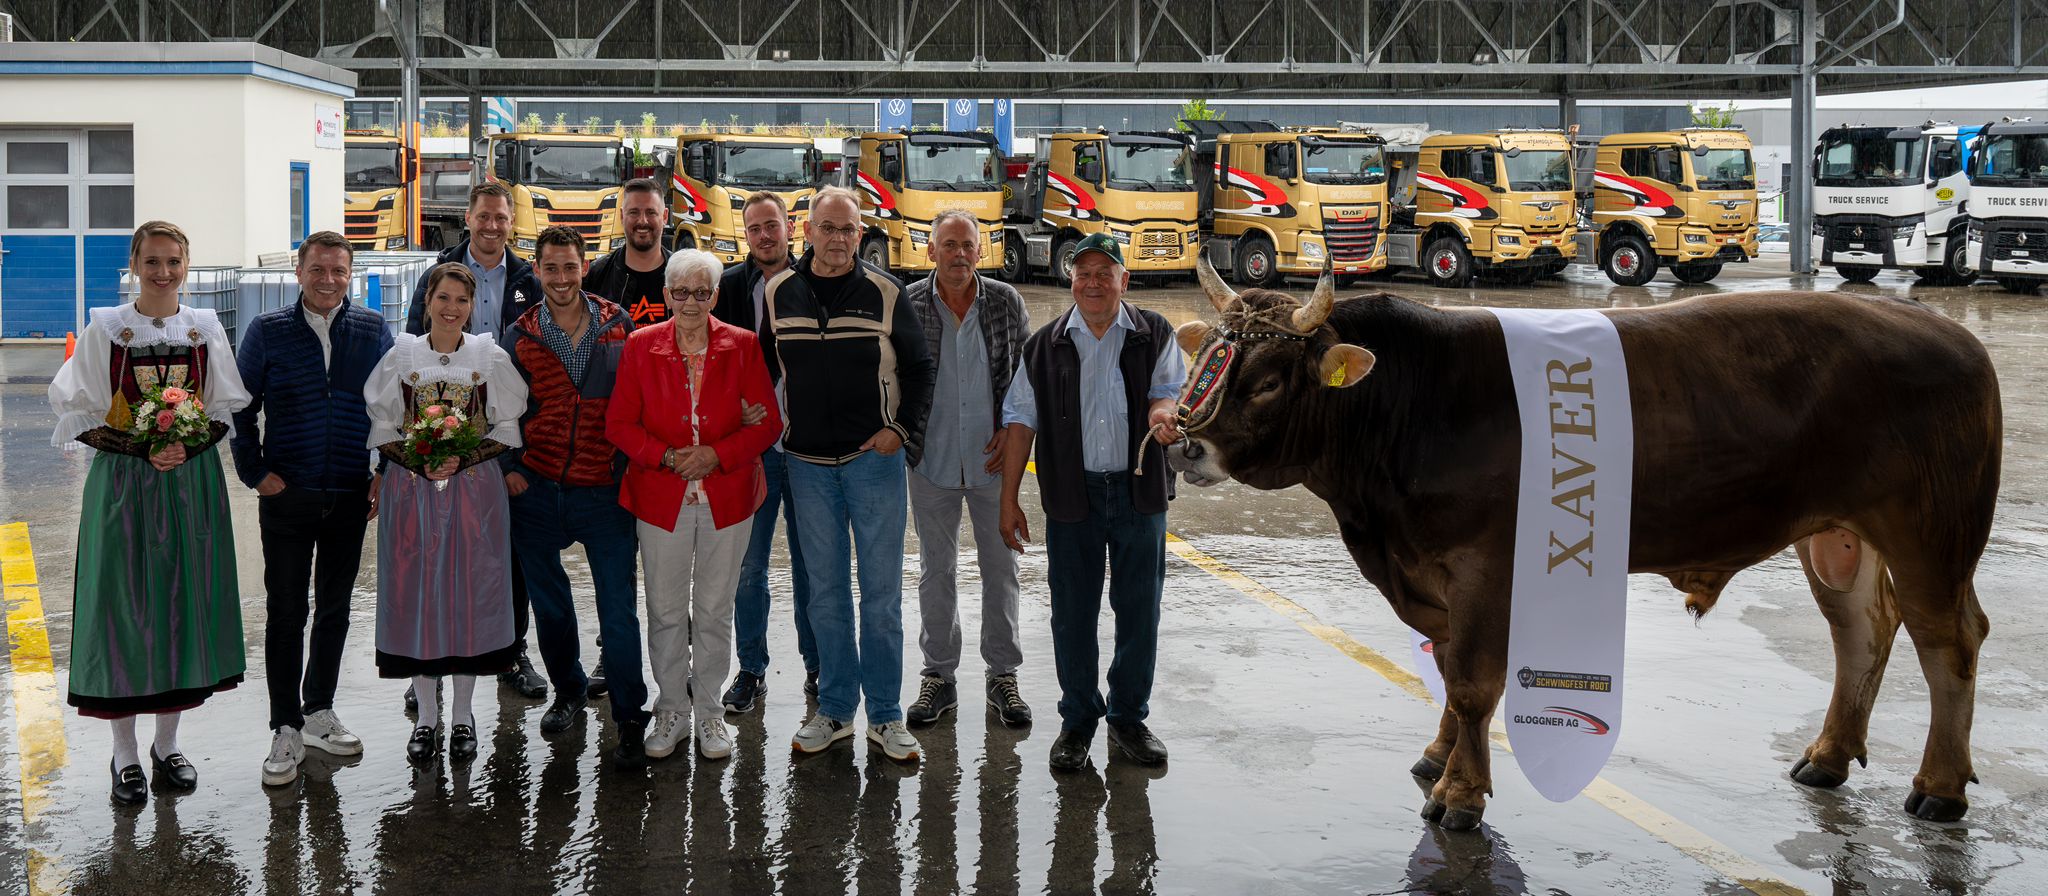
[1409,627,1447,706]
[1487,308,1633,802]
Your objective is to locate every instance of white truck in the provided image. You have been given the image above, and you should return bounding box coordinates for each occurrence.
[1965,118,2048,294]
[1811,122,1978,285]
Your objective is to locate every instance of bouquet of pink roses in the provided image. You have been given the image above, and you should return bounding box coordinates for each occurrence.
[127,383,214,455]
[401,404,483,487]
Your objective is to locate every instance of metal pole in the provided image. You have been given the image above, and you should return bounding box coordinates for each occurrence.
[1789,0,1817,274]
[1559,94,1577,131]
[398,0,422,250]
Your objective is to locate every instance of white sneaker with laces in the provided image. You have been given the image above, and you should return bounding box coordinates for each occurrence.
[262,727,305,787]
[791,713,854,753]
[302,709,364,756]
[644,711,686,759]
[867,720,921,762]
[697,718,734,760]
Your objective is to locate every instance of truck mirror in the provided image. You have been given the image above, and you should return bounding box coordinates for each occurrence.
[1504,146,1522,158]
[881,157,902,184]
[401,146,420,184]
[1078,159,1102,184]
[495,154,515,181]
[1693,145,1712,156]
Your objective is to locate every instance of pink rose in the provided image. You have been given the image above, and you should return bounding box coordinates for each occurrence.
[424,405,447,418]
[155,410,176,431]
[161,386,190,404]
[441,416,462,430]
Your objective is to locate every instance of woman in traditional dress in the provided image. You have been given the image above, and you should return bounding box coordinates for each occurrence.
[48,220,252,805]
[364,262,527,766]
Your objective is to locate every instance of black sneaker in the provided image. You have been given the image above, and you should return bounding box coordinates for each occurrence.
[1049,728,1093,771]
[905,675,957,726]
[722,671,765,713]
[586,658,610,698]
[612,720,648,771]
[540,693,587,734]
[1107,722,1168,766]
[803,669,820,699]
[986,673,1033,726]
[502,650,548,700]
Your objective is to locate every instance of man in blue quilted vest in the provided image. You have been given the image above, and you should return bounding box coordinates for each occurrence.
[231,230,394,789]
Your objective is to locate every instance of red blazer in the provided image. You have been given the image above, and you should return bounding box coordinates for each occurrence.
[607,317,781,531]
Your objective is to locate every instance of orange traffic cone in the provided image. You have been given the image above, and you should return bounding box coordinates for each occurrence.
[65,331,75,360]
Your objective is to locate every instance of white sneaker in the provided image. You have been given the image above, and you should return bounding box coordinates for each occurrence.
[697,718,734,760]
[867,720,921,762]
[644,711,686,759]
[261,727,304,787]
[301,709,364,756]
[791,713,854,753]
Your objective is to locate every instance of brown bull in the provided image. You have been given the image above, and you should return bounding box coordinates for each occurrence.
[1166,256,2000,831]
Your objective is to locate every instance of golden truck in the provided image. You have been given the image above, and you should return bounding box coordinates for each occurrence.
[476,132,632,260]
[668,133,820,264]
[837,131,1003,275]
[1183,120,1389,287]
[1000,131,1200,282]
[1577,127,1759,285]
[1384,129,1579,286]
[343,132,418,251]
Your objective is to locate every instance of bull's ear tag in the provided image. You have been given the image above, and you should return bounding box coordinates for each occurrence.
[1320,344,1375,388]
[1328,362,1347,387]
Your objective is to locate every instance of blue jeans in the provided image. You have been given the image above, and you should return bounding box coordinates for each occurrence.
[510,476,649,727]
[734,448,815,677]
[1045,472,1165,735]
[788,449,908,725]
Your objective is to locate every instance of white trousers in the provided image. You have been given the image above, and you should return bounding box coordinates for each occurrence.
[638,505,752,720]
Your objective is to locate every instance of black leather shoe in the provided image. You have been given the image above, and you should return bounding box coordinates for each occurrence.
[449,724,478,762]
[722,671,765,713]
[613,720,648,771]
[502,650,548,700]
[1107,722,1169,766]
[1049,729,1093,771]
[403,683,418,714]
[803,669,820,699]
[150,747,198,790]
[405,725,439,766]
[540,693,587,734]
[110,760,148,805]
[586,659,610,698]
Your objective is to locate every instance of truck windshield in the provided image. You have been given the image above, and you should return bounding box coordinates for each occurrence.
[1972,134,2048,186]
[1503,150,1573,191]
[1300,140,1386,185]
[1816,133,1922,187]
[1694,149,1755,190]
[345,145,402,189]
[906,143,998,191]
[1107,144,1194,191]
[525,142,623,189]
[721,143,812,189]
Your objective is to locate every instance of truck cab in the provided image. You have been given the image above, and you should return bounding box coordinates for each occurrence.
[1385,129,1578,287]
[1580,128,1758,285]
[837,131,1004,276]
[669,133,820,264]
[1001,131,1200,282]
[1183,120,1389,287]
[1965,118,2048,293]
[343,132,418,251]
[1812,122,1977,285]
[476,132,631,260]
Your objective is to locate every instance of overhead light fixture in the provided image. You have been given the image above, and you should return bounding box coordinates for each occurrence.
[772,49,791,62]
[1472,51,1496,64]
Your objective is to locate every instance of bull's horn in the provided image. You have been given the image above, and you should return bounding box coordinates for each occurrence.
[1292,260,1335,332]
[1196,247,1238,312]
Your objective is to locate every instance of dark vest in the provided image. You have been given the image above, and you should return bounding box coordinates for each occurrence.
[1022,303,1174,524]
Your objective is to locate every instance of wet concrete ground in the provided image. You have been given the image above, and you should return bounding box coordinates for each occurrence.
[1,257,2045,895]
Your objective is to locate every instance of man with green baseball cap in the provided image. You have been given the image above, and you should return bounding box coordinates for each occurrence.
[997,228,1188,771]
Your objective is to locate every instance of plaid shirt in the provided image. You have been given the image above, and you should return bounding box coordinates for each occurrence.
[537,298,601,387]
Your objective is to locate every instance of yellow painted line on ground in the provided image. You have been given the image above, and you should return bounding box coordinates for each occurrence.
[1163,533,1807,896]
[3,522,70,896]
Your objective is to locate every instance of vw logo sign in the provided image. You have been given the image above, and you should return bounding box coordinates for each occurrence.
[887,99,907,117]
[955,99,973,116]
[996,100,1008,114]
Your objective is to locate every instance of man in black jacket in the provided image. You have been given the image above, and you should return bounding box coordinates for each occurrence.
[711,190,813,713]
[583,177,671,328]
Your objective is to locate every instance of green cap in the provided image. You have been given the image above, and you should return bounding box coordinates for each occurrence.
[1071,232,1124,266]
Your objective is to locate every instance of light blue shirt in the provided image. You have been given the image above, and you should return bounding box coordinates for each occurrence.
[463,245,509,338]
[1000,304,1187,474]
[914,296,996,489]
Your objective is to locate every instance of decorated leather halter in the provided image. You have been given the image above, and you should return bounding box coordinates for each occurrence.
[1176,311,1313,436]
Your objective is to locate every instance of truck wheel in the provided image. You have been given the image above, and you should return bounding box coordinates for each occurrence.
[1601,234,1656,286]
[1835,264,1880,284]
[1671,262,1722,284]
[1942,235,1977,286]
[860,237,891,274]
[1995,276,2042,295]
[1423,236,1474,288]
[999,239,1026,282]
[1054,239,1080,285]
[1237,237,1281,289]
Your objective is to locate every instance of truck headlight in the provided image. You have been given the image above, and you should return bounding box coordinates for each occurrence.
[515,238,537,251]
[909,230,929,247]
[1894,225,1916,240]
[611,237,627,250]
[1109,229,1132,245]
[987,229,1003,244]
[1683,233,1707,244]
[1495,234,1521,246]
[385,236,408,250]
[1299,240,1325,258]
[1812,221,1826,236]
[710,238,739,254]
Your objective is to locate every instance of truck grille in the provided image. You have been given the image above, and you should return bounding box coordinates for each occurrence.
[1983,222,2048,261]
[1138,231,1181,249]
[543,211,606,252]
[1322,217,1380,263]
[344,211,381,243]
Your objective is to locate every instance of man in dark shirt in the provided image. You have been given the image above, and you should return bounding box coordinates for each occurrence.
[584,177,672,327]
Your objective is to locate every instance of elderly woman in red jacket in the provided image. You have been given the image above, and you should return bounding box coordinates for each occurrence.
[607,247,781,762]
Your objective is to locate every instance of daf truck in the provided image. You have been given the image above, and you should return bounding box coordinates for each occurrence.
[476,132,632,260]
[669,133,821,264]
[343,132,419,252]
[1577,127,1759,285]
[1965,118,2048,294]
[1382,129,1579,286]
[838,131,1004,276]
[1182,120,1389,287]
[1811,122,1978,284]
[1000,131,1200,283]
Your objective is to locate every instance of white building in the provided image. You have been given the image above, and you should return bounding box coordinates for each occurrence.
[0,43,353,339]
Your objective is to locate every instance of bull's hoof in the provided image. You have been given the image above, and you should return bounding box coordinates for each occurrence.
[1791,756,1848,789]
[1421,798,1447,824]
[1439,806,1485,832]
[1905,789,1969,823]
[1411,755,1447,781]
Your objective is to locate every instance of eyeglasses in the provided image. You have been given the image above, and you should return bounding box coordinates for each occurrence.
[668,287,717,303]
[813,222,861,240]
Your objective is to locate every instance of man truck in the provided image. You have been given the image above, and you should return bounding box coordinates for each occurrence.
[837,130,1004,277]
[999,130,1200,283]
[1576,127,1759,285]
[1382,129,1579,287]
